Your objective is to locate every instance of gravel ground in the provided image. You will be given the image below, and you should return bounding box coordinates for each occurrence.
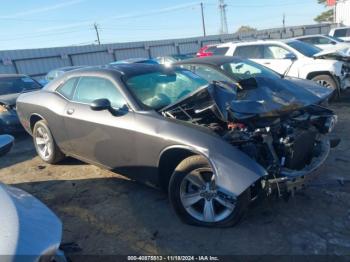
[0,92,350,257]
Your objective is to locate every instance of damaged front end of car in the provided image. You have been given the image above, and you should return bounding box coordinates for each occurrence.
[160,76,339,199]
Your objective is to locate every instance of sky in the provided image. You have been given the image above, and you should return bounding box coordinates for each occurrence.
[0,0,328,50]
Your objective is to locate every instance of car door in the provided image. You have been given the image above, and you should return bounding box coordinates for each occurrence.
[233,44,293,74]
[257,44,294,74]
[63,75,137,170]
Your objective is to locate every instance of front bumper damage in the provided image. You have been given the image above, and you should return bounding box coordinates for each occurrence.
[265,137,336,197]
[340,76,350,90]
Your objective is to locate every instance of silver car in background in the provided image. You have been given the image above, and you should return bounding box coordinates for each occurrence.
[0,135,66,262]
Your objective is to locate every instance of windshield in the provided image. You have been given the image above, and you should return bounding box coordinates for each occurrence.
[328,35,344,42]
[0,77,41,96]
[125,69,208,110]
[221,59,281,81]
[286,40,321,57]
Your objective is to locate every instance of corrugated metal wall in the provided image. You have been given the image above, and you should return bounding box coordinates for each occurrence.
[0,23,335,79]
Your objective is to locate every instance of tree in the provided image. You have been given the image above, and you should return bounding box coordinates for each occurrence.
[236,26,257,34]
[314,0,334,23]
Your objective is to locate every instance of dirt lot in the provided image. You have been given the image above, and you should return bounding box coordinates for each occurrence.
[1,94,350,257]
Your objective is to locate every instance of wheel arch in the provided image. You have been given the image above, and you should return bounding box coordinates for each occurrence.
[157,145,216,192]
[306,71,335,81]
[29,113,46,132]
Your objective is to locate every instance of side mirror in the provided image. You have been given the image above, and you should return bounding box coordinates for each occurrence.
[90,98,111,111]
[284,53,297,61]
[0,135,14,157]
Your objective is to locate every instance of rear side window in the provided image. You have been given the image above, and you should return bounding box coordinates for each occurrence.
[334,29,349,37]
[233,45,263,59]
[212,47,229,55]
[298,37,317,44]
[57,78,78,100]
[72,76,125,108]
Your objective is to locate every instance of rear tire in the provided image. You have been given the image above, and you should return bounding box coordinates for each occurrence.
[168,155,250,227]
[33,120,65,164]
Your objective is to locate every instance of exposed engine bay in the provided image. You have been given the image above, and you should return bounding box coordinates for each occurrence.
[160,81,338,194]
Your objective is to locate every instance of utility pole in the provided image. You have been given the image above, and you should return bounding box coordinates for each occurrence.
[219,0,228,34]
[333,0,337,24]
[200,2,206,37]
[283,13,286,33]
[94,23,101,45]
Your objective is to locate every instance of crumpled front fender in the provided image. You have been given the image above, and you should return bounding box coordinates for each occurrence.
[168,138,268,198]
[206,141,268,197]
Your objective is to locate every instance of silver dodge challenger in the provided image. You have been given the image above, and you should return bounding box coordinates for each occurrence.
[16,63,338,227]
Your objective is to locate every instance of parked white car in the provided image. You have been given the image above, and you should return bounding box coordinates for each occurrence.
[294,34,350,53]
[216,39,350,92]
[329,27,350,42]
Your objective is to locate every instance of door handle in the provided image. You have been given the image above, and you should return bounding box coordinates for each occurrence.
[263,62,271,65]
[66,108,75,115]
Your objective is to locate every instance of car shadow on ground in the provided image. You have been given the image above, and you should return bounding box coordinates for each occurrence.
[0,133,36,169]
[11,171,350,256]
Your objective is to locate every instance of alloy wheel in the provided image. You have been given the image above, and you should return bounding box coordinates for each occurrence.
[316,79,334,89]
[35,126,53,161]
[180,168,236,223]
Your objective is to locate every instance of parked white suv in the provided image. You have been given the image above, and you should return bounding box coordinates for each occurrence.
[216,39,350,91]
[329,27,350,42]
[294,34,350,53]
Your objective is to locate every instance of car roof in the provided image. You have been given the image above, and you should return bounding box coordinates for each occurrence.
[331,26,350,31]
[217,39,289,47]
[294,34,327,39]
[49,66,85,72]
[110,58,158,64]
[0,74,28,78]
[58,63,175,79]
[173,56,243,66]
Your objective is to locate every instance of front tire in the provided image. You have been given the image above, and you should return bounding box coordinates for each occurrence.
[311,74,339,99]
[168,155,250,227]
[33,120,65,164]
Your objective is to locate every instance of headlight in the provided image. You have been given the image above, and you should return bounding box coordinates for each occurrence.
[0,104,8,113]
[341,64,350,76]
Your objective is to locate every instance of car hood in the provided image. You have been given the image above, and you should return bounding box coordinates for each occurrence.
[230,76,333,118]
[161,76,333,121]
[0,93,19,106]
[313,48,350,62]
[0,183,62,260]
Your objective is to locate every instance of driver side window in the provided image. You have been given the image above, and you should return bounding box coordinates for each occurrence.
[263,45,290,59]
[73,77,126,108]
